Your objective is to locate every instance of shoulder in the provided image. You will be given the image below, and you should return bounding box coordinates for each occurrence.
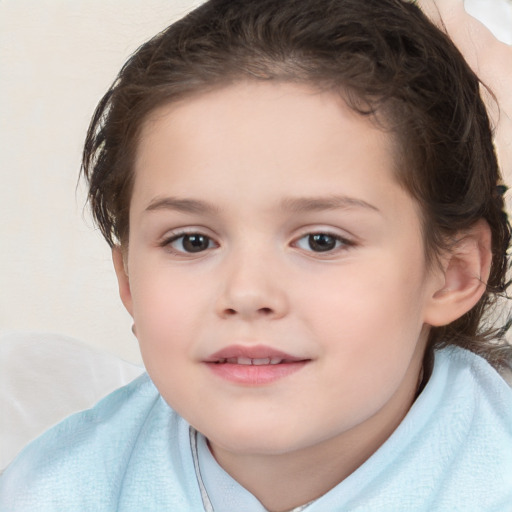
[0,373,193,510]
[14,371,163,453]
[318,346,512,511]
[434,345,512,412]
[427,346,512,440]
[422,346,512,508]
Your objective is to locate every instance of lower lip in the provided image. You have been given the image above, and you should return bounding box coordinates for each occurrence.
[205,361,308,385]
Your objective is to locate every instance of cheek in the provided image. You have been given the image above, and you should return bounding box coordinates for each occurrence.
[307,286,426,427]
[129,272,205,401]
[129,266,205,354]
[304,255,428,365]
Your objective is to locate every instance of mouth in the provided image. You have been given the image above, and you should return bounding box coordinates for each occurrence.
[204,345,310,385]
[213,356,301,365]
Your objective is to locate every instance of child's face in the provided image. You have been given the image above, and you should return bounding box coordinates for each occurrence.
[115,82,444,460]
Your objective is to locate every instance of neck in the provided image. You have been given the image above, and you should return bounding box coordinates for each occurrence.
[210,434,372,512]
[209,361,422,512]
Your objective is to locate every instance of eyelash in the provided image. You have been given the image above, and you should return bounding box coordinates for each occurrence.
[159,230,355,256]
[160,231,218,255]
[293,232,355,254]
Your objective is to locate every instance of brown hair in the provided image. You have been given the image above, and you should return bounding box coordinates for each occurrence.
[82,0,511,368]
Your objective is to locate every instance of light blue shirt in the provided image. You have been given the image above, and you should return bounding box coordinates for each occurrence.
[1,347,511,511]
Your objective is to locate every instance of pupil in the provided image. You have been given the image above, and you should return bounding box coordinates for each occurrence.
[183,234,209,252]
[309,234,335,252]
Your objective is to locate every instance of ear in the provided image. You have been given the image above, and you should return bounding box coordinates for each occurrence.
[112,246,134,317]
[424,220,492,327]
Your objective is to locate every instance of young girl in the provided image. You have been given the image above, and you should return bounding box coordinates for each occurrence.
[1,0,511,510]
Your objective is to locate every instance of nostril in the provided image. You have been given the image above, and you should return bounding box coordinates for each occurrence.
[223,307,274,317]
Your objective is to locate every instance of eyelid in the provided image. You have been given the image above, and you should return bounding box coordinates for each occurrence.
[159,227,219,255]
[291,227,357,254]
[159,225,217,242]
[157,225,357,256]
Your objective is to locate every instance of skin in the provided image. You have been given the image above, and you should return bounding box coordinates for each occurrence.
[113,82,490,512]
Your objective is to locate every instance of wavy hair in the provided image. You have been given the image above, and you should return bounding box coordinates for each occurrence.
[82,0,511,369]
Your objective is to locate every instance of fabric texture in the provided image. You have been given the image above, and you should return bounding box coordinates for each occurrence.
[0,331,144,471]
[1,347,511,511]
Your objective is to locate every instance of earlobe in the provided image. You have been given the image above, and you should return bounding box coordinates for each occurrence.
[112,247,134,316]
[424,220,492,327]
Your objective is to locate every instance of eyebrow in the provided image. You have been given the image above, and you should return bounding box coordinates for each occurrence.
[280,195,380,214]
[144,194,380,215]
[145,196,220,215]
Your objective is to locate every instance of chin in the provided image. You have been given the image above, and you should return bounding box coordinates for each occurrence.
[205,421,318,457]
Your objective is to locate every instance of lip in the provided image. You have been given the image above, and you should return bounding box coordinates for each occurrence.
[204,344,310,385]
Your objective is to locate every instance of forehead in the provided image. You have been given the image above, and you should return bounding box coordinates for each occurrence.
[132,82,403,206]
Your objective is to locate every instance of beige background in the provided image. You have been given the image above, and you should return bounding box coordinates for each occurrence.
[0,0,510,365]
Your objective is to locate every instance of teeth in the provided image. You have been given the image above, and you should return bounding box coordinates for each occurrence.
[219,357,284,365]
[252,358,270,365]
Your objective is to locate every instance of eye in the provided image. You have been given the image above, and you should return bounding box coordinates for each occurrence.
[165,233,216,253]
[295,233,349,253]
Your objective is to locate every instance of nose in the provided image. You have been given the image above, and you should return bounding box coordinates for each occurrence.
[215,251,289,321]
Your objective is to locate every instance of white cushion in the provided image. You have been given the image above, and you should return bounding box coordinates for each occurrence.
[0,331,144,470]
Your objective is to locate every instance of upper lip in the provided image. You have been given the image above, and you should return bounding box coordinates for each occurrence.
[204,344,307,363]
